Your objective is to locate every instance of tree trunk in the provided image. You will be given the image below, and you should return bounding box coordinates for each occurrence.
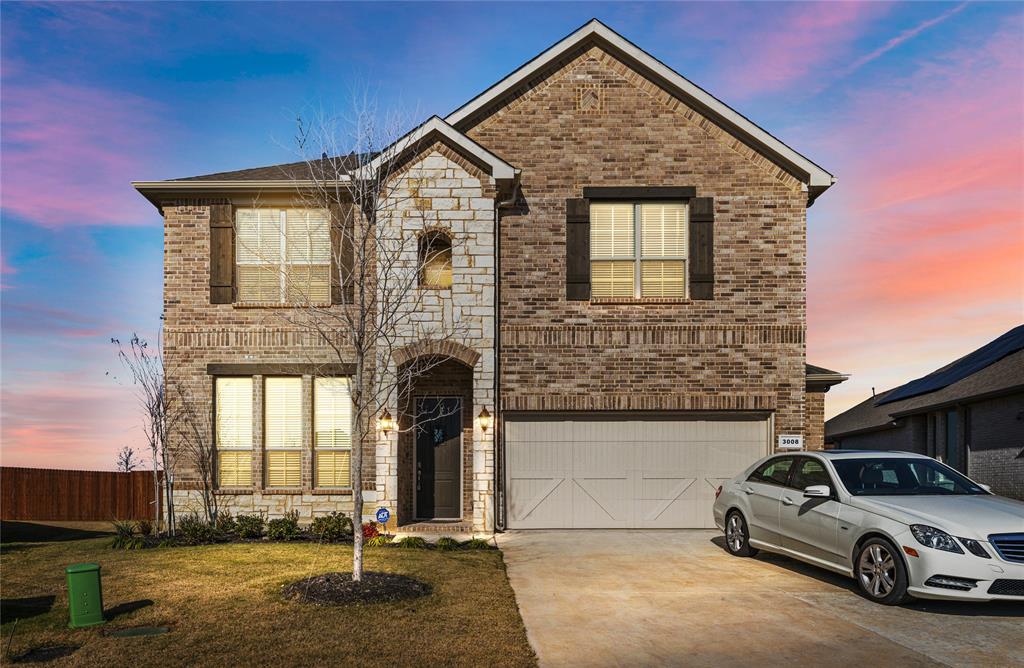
[352,410,364,582]
[152,453,162,531]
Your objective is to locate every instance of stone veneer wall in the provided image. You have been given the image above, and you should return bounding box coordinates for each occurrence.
[467,45,807,443]
[376,143,497,531]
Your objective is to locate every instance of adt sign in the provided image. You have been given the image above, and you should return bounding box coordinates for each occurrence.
[375,507,391,524]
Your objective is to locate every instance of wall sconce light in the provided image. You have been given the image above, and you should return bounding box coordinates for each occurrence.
[478,407,492,433]
[379,409,395,436]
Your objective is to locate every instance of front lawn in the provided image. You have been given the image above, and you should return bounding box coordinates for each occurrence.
[0,531,536,666]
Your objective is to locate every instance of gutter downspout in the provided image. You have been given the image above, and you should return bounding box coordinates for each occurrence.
[493,175,521,533]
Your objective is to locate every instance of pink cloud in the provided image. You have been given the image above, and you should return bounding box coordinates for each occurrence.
[0,79,167,227]
[685,2,891,99]
[807,18,1024,419]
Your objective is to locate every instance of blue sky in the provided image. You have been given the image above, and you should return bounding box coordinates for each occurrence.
[2,2,1022,469]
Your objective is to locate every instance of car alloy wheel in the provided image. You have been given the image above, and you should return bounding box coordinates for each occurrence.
[854,538,909,605]
[724,512,758,557]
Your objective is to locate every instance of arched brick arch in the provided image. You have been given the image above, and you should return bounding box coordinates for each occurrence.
[393,339,480,369]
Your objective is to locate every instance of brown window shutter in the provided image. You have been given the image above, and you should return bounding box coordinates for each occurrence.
[689,197,714,300]
[565,198,590,300]
[209,204,234,304]
[330,203,355,304]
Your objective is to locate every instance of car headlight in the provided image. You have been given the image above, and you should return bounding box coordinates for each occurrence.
[958,537,991,559]
[910,524,964,554]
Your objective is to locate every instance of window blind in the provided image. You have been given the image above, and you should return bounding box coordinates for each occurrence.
[215,377,253,487]
[591,261,634,298]
[236,208,330,303]
[314,377,352,487]
[640,203,686,257]
[264,377,303,487]
[590,203,634,258]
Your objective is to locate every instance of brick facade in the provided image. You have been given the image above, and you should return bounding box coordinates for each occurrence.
[466,46,807,442]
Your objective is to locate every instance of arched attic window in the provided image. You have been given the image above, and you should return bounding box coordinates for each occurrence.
[419,230,452,289]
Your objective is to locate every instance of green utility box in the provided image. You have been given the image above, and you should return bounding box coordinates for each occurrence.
[65,562,105,628]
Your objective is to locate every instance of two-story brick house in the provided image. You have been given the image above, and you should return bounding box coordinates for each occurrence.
[135,20,843,533]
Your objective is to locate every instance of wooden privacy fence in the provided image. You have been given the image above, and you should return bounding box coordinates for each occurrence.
[1,467,161,521]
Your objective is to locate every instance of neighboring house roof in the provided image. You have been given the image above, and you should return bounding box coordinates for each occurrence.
[826,333,1024,440]
[806,363,848,392]
[444,19,835,203]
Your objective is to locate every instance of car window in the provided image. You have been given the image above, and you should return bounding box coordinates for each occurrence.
[748,457,794,486]
[832,458,987,496]
[791,457,832,490]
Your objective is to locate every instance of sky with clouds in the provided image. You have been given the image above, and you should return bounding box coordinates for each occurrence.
[2,2,1022,470]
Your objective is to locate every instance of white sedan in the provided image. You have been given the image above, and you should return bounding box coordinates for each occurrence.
[713,450,1024,604]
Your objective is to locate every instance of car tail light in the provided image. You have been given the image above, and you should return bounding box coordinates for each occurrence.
[715,485,723,499]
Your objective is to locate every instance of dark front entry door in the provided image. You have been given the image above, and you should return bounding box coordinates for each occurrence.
[415,397,462,519]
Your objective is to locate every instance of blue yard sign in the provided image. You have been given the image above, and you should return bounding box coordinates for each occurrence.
[375,507,391,524]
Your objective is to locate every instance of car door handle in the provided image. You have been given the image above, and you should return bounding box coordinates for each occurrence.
[781,497,794,506]
[742,486,754,495]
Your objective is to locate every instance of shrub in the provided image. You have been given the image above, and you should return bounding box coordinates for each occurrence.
[137,519,153,537]
[177,513,216,545]
[395,536,428,549]
[111,519,137,538]
[235,513,266,539]
[310,512,352,542]
[214,510,237,535]
[461,538,494,550]
[109,520,143,550]
[435,536,460,551]
[267,510,302,541]
[361,522,380,540]
[365,535,393,547]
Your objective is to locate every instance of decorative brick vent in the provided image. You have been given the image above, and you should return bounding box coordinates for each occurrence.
[575,84,604,113]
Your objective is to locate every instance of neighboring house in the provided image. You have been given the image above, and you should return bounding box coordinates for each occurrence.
[135,20,842,532]
[826,325,1024,500]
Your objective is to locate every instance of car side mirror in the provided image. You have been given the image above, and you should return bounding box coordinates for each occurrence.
[979,483,992,493]
[803,484,831,498]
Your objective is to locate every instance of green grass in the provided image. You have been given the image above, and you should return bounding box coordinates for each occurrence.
[0,531,536,666]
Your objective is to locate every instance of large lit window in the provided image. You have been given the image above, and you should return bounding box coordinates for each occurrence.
[314,377,353,488]
[236,208,331,303]
[264,377,303,487]
[590,202,687,298]
[215,377,253,487]
[419,231,453,288]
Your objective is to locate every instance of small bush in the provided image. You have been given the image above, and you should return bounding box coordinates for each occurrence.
[215,510,237,535]
[461,538,494,550]
[177,513,216,545]
[267,510,302,541]
[435,536,460,551]
[111,519,137,538]
[365,535,393,547]
[137,519,153,537]
[395,536,428,549]
[362,522,380,540]
[310,512,352,542]
[235,512,266,539]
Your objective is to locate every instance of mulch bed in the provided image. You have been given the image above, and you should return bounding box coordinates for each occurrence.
[281,572,431,606]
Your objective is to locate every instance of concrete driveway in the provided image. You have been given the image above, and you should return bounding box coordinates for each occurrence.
[496,530,1024,667]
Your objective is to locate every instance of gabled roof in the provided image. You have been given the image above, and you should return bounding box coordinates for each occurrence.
[445,19,835,201]
[826,332,1024,439]
[355,116,517,182]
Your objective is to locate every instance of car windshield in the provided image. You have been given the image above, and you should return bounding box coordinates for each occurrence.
[832,458,988,496]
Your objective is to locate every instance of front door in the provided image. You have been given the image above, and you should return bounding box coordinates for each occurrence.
[415,397,462,520]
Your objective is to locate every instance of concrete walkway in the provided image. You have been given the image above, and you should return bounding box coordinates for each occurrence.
[496,530,1024,668]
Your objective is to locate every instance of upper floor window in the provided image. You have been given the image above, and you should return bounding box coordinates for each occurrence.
[236,208,330,304]
[419,230,453,289]
[590,202,687,298]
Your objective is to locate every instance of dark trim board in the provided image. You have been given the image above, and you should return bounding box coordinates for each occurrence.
[501,410,772,422]
[206,363,355,376]
[582,186,697,200]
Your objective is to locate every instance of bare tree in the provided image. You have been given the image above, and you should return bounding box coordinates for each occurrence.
[172,380,219,524]
[111,333,177,534]
[238,102,470,581]
[116,446,140,473]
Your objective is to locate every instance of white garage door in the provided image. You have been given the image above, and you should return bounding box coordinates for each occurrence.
[506,417,769,529]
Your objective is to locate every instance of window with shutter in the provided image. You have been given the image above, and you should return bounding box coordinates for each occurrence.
[590,202,687,298]
[314,377,353,488]
[236,208,330,304]
[215,377,253,487]
[264,377,303,487]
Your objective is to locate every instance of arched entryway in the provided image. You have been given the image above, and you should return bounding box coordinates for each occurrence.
[396,355,474,525]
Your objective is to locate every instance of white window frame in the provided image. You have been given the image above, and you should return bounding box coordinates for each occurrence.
[591,201,688,299]
[236,208,330,304]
